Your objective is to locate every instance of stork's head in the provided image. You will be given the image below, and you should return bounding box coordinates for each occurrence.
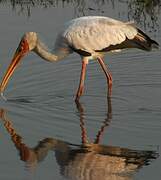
[0,32,38,94]
[23,32,38,51]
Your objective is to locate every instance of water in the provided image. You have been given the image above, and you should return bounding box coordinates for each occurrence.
[0,1,161,180]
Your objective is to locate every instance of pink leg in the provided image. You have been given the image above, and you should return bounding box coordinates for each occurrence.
[97,57,112,97]
[75,59,88,102]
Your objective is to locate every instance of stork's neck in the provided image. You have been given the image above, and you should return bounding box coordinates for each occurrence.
[34,39,65,62]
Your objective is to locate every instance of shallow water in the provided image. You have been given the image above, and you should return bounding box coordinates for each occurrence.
[0,1,161,180]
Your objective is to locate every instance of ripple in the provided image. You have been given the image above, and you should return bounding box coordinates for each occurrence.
[6,97,35,104]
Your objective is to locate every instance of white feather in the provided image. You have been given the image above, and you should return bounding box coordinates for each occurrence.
[59,16,137,54]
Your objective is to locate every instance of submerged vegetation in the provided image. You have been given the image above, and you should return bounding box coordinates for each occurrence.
[0,0,160,30]
[127,0,160,30]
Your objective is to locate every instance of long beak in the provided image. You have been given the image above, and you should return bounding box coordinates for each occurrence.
[0,48,26,94]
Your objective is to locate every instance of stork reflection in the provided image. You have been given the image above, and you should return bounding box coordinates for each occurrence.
[75,97,112,145]
[0,101,158,180]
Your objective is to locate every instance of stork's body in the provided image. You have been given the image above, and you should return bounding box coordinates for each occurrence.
[0,16,159,101]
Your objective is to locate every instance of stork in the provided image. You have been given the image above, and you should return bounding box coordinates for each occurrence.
[0,16,159,101]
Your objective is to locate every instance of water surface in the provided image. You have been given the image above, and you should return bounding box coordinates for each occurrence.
[0,1,161,180]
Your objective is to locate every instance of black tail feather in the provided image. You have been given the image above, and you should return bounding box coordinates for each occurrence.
[134,28,159,51]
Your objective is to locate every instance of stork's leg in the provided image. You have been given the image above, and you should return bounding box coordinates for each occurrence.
[97,57,112,97]
[75,58,88,102]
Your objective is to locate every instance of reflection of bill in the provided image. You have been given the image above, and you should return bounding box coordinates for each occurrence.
[0,106,158,180]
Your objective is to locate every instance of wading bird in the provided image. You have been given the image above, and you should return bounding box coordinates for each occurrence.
[0,16,159,101]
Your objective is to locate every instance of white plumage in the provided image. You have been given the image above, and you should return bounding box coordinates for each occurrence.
[61,16,137,54]
[0,16,159,101]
